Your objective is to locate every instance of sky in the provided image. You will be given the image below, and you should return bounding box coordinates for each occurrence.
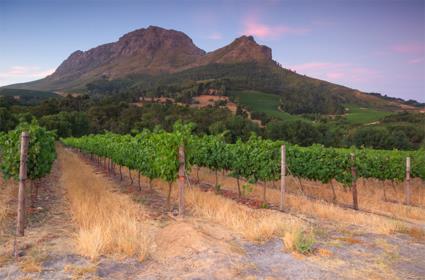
[0,0,424,102]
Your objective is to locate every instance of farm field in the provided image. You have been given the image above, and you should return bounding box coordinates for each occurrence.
[230,90,305,121]
[344,104,392,125]
[230,91,397,126]
[1,140,425,279]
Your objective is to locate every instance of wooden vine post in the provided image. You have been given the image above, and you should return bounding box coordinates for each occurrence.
[280,144,286,211]
[404,157,411,205]
[351,153,359,210]
[17,131,29,236]
[178,145,185,217]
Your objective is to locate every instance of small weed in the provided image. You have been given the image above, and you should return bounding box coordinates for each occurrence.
[242,184,253,197]
[214,184,221,193]
[284,228,316,255]
[259,202,269,209]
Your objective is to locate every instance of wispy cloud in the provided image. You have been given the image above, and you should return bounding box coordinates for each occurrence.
[408,57,424,64]
[0,66,54,86]
[288,61,381,84]
[391,42,425,54]
[241,15,309,39]
[206,32,223,40]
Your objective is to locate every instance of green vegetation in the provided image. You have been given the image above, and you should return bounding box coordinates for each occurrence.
[0,88,59,104]
[1,91,423,151]
[344,105,391,124]
[0,121,56,180]
[62,124,425,191]
[230,90,302,121]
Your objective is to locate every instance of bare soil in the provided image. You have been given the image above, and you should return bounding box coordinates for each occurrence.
[0,149,424,279]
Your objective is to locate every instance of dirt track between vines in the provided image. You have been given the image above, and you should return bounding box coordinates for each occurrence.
[0,146,424,279]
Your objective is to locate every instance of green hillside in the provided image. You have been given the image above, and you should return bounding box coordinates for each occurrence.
[344,105,392,125]
[0,88,59,104]
[229,90,304,121]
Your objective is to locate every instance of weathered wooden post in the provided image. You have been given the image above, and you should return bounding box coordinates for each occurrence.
[280,144,286,211]
[17,131,29,236]
[178,145,185,217]
[351,153,359,210]
[404,157,411,205]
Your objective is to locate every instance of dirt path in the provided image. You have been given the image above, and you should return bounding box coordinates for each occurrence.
[1,147,425,279]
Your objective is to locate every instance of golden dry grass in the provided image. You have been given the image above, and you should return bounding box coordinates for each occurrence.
[289,178,425,220]
[143,175,308,243]
[58,147,152,260]
[185,187,306,242]
[194,168,413,234]
[64,263,98,279]
[193,168,425,222]
[0,180,17,234]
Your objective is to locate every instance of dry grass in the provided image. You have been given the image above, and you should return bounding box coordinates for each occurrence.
[64,263,98,279]
[194,168,417,234]
[284,193,400,234]
[0,180,17,234]
[18,246,48,273]
[194,168,425,222]
[183,187,307,242]
[394,225,425,242]
[292,178,425,220]
[140,173,308,242]
[19,258,42,273]
[58,147,152,260]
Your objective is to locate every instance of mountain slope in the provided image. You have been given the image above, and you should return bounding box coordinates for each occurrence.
[4,26,422,112]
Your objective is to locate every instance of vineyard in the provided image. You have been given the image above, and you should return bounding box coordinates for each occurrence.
[1,122,425,279]
[61,122,425,210]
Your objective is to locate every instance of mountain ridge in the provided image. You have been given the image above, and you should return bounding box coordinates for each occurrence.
[3,25,423,112]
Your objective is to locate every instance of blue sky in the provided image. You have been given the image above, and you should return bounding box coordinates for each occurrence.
[0,0,424,101]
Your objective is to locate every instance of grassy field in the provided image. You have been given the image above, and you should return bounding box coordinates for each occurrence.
[344,105,392,125]
[230,90,304,121]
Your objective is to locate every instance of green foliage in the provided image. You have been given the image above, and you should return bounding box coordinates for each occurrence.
[0,89,58,105]
[0,107,18,132]
[241,184,253,196]
[293,230,316,254]
[0,121,56,180]
[39,111,89,137]
[62,121,425,193]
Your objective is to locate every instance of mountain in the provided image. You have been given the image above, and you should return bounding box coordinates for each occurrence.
[8,26,275,92]
[4,26,423,113]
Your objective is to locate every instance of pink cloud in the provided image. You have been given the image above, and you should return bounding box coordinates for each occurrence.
[288,61,381,84]
[326,72,345,79]
[0,66,55,86]
[391,42,425,54]
[408,57,424,64]
[242,15,309,39]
